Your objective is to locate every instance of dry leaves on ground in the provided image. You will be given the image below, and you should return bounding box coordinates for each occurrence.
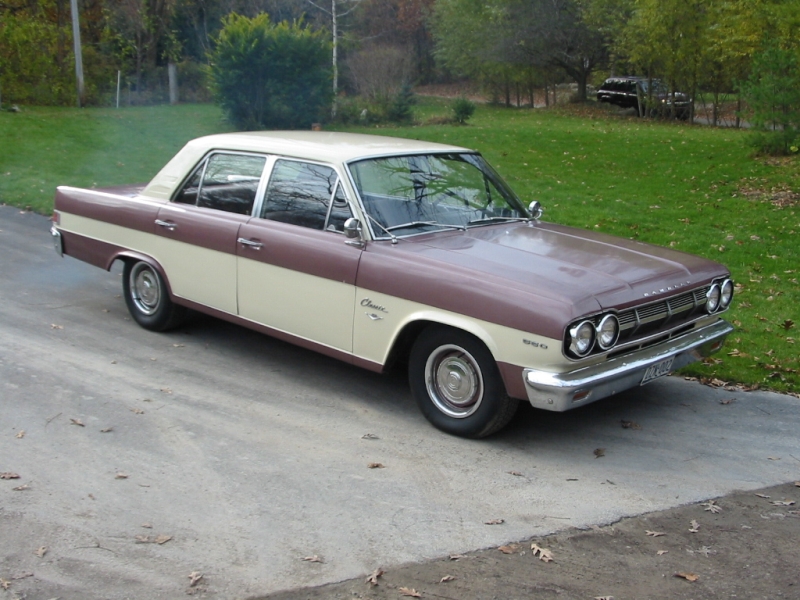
[702,500,722,513]
[135,534,172,544]
[35,546,47,557]
[439,575,455,583]
[755,493,771,499]
[100,427,113,433]
[1,473,21,479]
[498,545,517,554]
[620,420,641,429]
[689,520,700,533]
[115,472,129,479]
[657,550,669,556]
[366,568,385,586]
[188,572,203,587]
[0,579,10,590]
[484,519,504,525]
[301,555,323,563]
[594,448,606,458]
[771,500,795,506]
[70,418,85,427]
[361,433,379,439]
[449,554,467,561]
[507,470,523,476]
[675,572,699,582]
[646,530,665,537]
[595,596,614,600]
[399,587,421,597]
[367,462,385,469]
[531,543,554,562]
[15,431,24,438]
[13,484,29,491]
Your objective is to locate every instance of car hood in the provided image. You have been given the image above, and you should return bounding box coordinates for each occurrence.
[407,221,726,311]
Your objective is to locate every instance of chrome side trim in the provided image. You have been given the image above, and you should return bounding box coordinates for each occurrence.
[524,319,733,412]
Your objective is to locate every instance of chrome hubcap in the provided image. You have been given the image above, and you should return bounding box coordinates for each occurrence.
[425,344,483,418]
[130,263,160,315]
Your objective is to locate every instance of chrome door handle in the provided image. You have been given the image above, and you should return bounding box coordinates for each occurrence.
[155,219,177,231]
[237,237,263,250]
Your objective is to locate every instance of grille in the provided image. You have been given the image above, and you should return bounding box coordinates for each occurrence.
[616,286,710,341]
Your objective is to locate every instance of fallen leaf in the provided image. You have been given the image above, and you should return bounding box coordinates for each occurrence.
[15,431,25,438]
[301,555,324,563]
[646,530,665,537]
[188,571,203,587]
[100,427,113,433]
[783,319,795,330]
[12,484,29,491]
[115,472,128,479]
[689,520,700,533]
[141,523,153,529]
[657,550,669,556]
[367,462,384,469]
[484,519,504,525]
[498,545,516,554]
[767,457,781,461]
[594,448,606,458]
[361,433,379,439]
[755,493,771,499]
[771,500,795,506]
[160,388,172,394]
[70,418,85,427]
[507,470,523,476]
[0,472,21,479]
[620,420,641,429]
[531,543,554,562]
[399,587,421,597]
[449,554,467,560]
[702,500,722,513]
[675,572,699,582]
[594,596,614,600]
[155,535,172,544]
[51,324,63,330]
[794,482,800,487]
[11,573,33,581]
[439,575,456,583]
[172,344,185,348]
[130,408,145,414]
[35,546,47,557]
[719,398,734,405]
[365,567,385,586]
[0,579,9,590]
[135,535,151,543]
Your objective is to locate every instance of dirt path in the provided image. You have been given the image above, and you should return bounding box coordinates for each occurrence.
[258,481,800,600]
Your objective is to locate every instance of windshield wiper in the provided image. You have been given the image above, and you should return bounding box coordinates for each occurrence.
[385,221,466,232]
[467,216,528,227]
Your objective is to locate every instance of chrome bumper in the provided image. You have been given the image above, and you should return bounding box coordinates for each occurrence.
[50,226,63,257]
[523,319,733,412]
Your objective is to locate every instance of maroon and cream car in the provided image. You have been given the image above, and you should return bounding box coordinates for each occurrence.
[51,132,734,438]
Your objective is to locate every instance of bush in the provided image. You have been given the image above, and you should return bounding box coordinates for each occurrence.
[452,97,476,124]
[740,46,800,156]
[208,13,332,130]
[387,83,416,124]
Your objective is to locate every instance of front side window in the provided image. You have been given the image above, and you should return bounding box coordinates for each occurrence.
[174,153,266,215]
[349,153,526,237]
[260,160,352,232]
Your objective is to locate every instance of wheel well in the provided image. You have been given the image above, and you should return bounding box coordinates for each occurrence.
[385,320,491,372]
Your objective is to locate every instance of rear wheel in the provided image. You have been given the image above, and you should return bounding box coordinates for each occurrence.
[409,326,518,438]
[122,260,186,331]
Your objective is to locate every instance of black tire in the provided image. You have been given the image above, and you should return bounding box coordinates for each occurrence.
[122,260,186,331]
[408,326,518,438]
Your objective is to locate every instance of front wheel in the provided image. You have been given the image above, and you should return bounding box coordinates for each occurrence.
[122,260,186,331]
[409,326,518,438]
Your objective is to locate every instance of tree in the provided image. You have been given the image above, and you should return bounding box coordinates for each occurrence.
[208,13,332,129]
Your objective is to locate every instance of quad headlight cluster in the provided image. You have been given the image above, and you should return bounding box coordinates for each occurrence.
[706,278,734,314]
[566,313,620,358]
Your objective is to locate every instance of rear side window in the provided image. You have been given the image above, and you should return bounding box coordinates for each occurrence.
[174,153,267,215]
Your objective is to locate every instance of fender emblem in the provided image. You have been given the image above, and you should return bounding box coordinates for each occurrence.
[361,298,388,313]
[523,339,548,350]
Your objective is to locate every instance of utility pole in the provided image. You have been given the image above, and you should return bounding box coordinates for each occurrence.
[70,0,85,107]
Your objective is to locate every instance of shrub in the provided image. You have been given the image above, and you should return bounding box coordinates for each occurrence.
[452,97,476,124]
[208,14,332,130]
[740,46,800,156]
[387,83,416,124]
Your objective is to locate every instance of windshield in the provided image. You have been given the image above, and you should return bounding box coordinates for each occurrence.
[348,153,527,238]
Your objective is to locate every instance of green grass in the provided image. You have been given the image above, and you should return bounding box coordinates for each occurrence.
[1,99,797,394]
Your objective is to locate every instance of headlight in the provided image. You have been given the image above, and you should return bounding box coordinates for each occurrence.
[596,314,620,350]
[569,321,596,357]
[720,279,734,309]
[706,283,721,313]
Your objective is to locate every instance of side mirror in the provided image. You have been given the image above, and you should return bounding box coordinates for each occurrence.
[343,217,364,247]
[528,201,544,220]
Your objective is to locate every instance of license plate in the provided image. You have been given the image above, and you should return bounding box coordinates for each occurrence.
[641,357,674,385]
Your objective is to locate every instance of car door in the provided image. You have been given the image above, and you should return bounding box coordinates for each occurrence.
[154,152,268,314]
[236,158,361,353]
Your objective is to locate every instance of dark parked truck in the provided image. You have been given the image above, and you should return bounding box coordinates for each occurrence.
[52,132,733,437]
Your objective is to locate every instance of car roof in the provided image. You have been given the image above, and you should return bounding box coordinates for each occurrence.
[142,131,473,200]
[185,131,471,163]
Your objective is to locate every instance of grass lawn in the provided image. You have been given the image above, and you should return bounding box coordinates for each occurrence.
[0,99,797,395]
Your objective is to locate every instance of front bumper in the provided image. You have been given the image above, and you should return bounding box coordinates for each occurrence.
[523,319,733,412]
[51,226,63,257]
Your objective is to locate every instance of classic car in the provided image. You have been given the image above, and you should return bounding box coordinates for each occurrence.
[51,131,734,438]
[597,76,692,120]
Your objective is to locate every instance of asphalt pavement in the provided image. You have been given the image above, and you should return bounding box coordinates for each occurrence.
[1,205,798,599]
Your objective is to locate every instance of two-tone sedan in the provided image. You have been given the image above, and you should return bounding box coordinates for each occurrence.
[51,132,734,437]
